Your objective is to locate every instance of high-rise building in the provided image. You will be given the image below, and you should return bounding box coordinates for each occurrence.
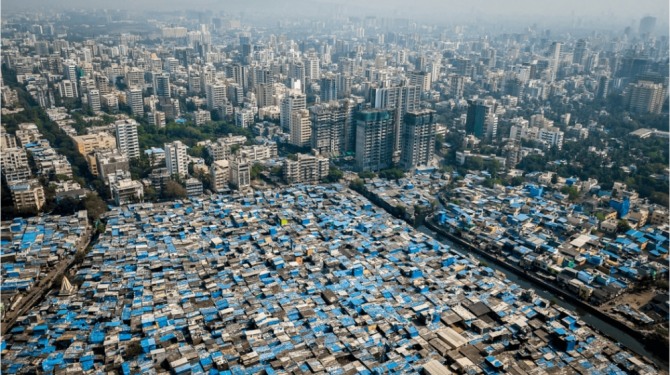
[280,92,307,132]
[625,81,666,114]
[63,61,79,97]
[58,80,77,98]
[87,89,101,112]
[256,83,274,108]
[320,75,337,102]
[290,62,306,92]
[355,109,395,172]
[206,83,227,111]
[115,119,140,159]
[164,140,189,178]
[639,16,656,36]
[290,109,312,148]
[465,98,497,139]
[306,56,320,82]
[126,87,144,117]
[548,42,562,80]
[572,39,588,66]
[309,100,354,156]
[283,153,329,184]
[408,71,431,92]
[154,72,171,98]
[450,75,465,98]
[370,84,421,155]
[401,110,436,170]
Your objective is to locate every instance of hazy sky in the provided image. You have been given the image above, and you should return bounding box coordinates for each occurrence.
[3,0,668,28]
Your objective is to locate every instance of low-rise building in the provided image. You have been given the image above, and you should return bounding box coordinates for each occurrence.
[210,160,230,193]
[283,153,329,185]
[185,178,203,196]
[110,178,144,206]
[8,179,46,212]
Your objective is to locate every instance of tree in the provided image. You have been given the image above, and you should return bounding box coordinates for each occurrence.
[358,171,376,179]
[617,219,631,233]
[349,178,365,191]
[509,176,525,186]
[250,163,266,180]
[162,180,187,200]
[379,168,405,181]
[551,173,558,184]
[83,193,107,222]
[324,166,343,183]
[435,134,445,153]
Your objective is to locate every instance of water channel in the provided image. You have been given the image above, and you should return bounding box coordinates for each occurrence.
[416,225,666,368]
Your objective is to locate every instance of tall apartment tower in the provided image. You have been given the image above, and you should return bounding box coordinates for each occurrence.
[626,81,666,114]
[280,92,307,133]
[115,119,140,159]
[290,61,306,92]
[355,109,395,172]
[306,56,320,82]
[548,42,562,80]
[126,87,144,117]
[164,140,189,178]
[370,84,421,155]
[310,100,354,156]
[87,89,101,112]
[465,98,497,139]
[320,75,337,102]
[63,61,79,97]
[206,83,227,111]
[290,109,312,148]
[639,16,656,36]
[401,109,436,170]
[155,72,171,98]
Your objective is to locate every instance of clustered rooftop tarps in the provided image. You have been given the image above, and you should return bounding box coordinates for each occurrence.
[1,211,90,300]
[1,185,659,374]
[434,178,669,313]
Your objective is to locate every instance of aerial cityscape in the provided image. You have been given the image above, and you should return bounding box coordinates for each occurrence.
[0,0,668,374]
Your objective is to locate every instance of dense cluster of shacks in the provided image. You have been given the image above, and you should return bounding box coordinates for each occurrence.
[1,185,660,374]
[433,176,669,324]
[363,173,448,217]
[1,211,90,314]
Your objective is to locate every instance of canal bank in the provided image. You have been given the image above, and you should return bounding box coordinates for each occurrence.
[422,217,667,368]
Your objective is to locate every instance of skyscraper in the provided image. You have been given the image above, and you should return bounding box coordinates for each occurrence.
[280,92,306,133]
[572,39,588,67]
[115,119,140,159]
[310,100,353,156]
[87,89,101,112]
[155,72,171,98]
[63,61,79,97]
[355,109,395,172]
[126,87,144,117]
[290,109,312,148]
[465,98,497,139]
[625,81,666,114]
[165,141,189,178]
[548,42,562,80]
[639,16,656,36]
[206,83,227,111]
[370,84,421,156]
[401,109,436,170]
[290,62,306,92]
[320,74,337,102]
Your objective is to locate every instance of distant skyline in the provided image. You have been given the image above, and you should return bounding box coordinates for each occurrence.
[2,0,668,31]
